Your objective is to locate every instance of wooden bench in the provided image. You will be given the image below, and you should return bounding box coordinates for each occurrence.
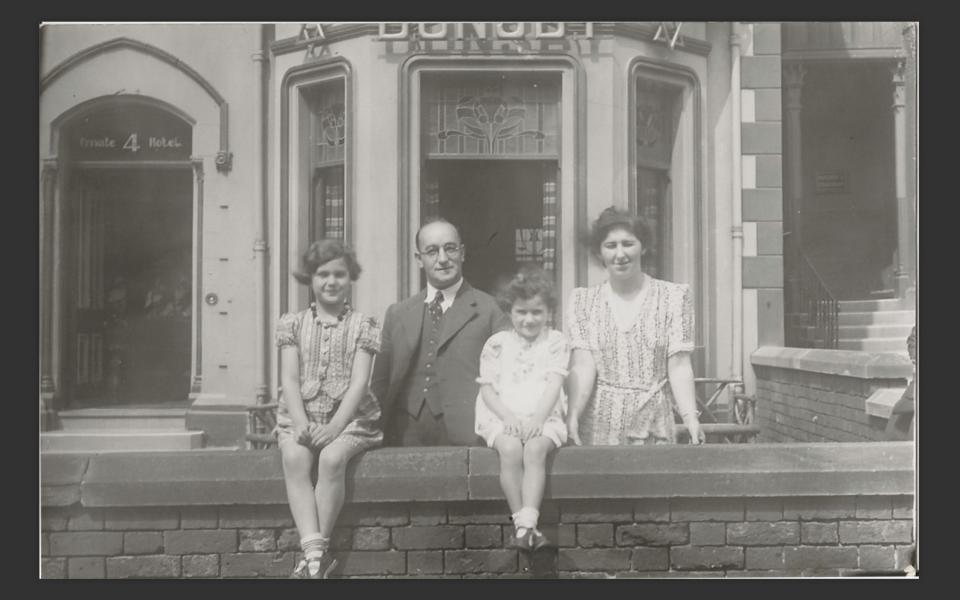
[247,379,759,449]
[678,378,759,444]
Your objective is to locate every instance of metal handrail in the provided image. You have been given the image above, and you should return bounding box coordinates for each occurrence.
[787,254,839,349]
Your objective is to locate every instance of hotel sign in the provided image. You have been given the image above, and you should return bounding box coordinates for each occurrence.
[68,104,192,162]
[377,22,594,41]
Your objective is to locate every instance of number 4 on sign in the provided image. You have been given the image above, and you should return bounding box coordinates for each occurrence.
[122,133,140,153]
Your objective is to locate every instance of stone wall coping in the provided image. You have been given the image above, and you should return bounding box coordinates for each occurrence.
[751,346,913,379]
[865,387,907,419]
[40,443,914,508]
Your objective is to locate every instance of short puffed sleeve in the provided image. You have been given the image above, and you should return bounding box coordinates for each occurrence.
[275,312,301,348]
[565,288,595,352]
[476,332,505,388]
[356,316,382,355]
[667,283,696,357]
[544,330,571,378]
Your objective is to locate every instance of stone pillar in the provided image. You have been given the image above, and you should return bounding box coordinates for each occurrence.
[891,58,915,303]
[190,158,204,396]
[782,63,806,318]
[40,159,59,429]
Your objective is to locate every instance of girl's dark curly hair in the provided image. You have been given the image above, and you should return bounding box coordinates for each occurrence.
[496,266,557,313]
[588,206,652,260]
[292,239,362,284]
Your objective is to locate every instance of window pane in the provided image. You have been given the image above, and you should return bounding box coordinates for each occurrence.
[303,80,346,242]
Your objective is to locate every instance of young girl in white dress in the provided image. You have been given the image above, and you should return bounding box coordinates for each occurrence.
[475,267,569,551]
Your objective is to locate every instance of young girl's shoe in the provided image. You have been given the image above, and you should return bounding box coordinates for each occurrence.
[506,527,532,551]
[528,529,551,551]
[291,553,338,579]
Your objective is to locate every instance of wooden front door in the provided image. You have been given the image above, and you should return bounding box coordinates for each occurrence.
[65,168,193,407]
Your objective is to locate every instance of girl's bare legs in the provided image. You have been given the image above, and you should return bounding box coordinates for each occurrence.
[280,441,320,538]
[521,436,556,515]
[493,435,524,514]
[315,439,365,538]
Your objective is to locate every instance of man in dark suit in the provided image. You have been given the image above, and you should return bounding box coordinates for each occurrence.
[371,218,509,446]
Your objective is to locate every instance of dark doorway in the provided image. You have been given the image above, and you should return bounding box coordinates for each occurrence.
[66,168,193,407]
[427,160,556,296]
[798,62,897,300]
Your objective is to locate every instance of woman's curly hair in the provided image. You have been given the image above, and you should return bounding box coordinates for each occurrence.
[588,206,652,261]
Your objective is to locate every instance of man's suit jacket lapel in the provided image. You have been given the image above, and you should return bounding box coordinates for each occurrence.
[399,290,427,359]
[439,281,479,349]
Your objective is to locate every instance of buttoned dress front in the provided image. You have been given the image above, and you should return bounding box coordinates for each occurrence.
[274,306,383,450]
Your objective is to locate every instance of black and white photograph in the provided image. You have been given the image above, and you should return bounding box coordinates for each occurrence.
[38,21,918,579]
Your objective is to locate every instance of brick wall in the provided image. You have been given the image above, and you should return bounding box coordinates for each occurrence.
[40,496,915,579]
[755,365,904,443]
[40,445,914,578]
[751,347,913,443]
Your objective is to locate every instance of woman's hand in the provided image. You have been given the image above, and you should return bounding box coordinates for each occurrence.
[309,420,346,449]
[685,419,706,445]
[502,413,524,439]
[566,415,582,446]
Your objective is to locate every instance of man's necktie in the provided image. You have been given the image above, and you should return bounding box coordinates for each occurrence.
[428,290,444,325]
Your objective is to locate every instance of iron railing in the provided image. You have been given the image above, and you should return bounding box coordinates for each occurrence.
[786,254,839,349]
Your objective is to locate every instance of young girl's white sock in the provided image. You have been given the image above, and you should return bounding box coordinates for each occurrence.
[515,506,540,530]
[301,533,330,574]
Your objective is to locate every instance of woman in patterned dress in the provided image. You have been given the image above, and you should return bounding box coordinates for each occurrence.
[275,240,382,578]
[565,207,704,446]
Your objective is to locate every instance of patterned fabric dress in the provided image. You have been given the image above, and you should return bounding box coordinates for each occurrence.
[566,278,695,445]
[274,305,383,450]
[474,328,570,448]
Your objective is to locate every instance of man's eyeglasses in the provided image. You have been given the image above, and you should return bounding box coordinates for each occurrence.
[419,243,463,259]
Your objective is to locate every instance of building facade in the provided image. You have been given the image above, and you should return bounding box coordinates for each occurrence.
[39,22,917,450]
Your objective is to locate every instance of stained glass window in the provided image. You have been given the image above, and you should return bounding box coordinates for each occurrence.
[635,78,681,279]
[422,74,560,158]
[305,80,346,241]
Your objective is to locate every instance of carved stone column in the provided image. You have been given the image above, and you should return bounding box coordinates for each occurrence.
[40,159,59,429]
[891,58,914,302]
[783,63,806,315]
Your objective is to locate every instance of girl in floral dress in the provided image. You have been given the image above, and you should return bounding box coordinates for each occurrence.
[475,268,569,551]
[275,240,382,578]
[565,207,704,446]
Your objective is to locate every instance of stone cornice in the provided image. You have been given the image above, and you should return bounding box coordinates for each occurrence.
[751,346,913,379]
[41,443,914,508]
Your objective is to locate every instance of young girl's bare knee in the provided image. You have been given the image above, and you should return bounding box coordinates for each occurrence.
[475,268,570,554]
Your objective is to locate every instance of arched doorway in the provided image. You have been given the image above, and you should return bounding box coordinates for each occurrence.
[58,99,195,408]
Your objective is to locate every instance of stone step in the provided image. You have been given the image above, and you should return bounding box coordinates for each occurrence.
[58,408,188,431]
[838,298,912,312]
[838,323,915,339]
[838,337,912,353]
[837,310,916,326]
[41,430,204,453]
[868,288,897,299]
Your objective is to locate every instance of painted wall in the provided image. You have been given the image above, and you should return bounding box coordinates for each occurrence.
[268,24,733,393]
[739,23,785,397]
[40,24,263,412]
